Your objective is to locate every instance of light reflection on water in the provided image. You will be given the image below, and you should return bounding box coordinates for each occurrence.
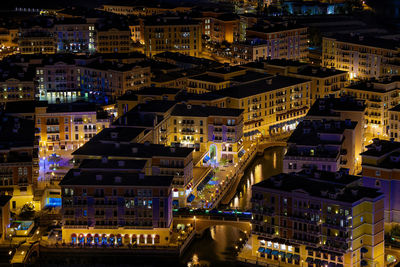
[183,147,285,266]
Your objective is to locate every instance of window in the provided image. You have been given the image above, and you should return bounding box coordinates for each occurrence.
[375,180,381,187]
[375,170,381,177]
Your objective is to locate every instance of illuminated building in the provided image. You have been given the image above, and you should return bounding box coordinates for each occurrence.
[18,26,56,55]
[0,115,39,212]
[0,64,36,103]
[251,169,385,267]
[96,25,131,54]
[200,13,241,43]
[53,18,96,54]
[153,52,221,70]
[0,28,18,48]
[100,4,192,17]
[0,195,12,241]
[211,75,312,138]
[60,165,174,245]
[337,76,400,141]
[71,129,194,207]
[142,16,202,57]
[245,24,308,61]
[244,59,348,103]
[361,139,400,230]
[35,101,110,154]
[284,119,359,174]
[322,35,400,79]
[389,104,400,141]
[168,103,244,164]
[306,97,366,171]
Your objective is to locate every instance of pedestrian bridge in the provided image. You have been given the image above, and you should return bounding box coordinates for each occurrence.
[256,140,287,154]
[173,209,252,234]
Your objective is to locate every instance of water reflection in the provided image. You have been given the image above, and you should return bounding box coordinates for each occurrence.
[183,147,285,266]
[230,146,284,210]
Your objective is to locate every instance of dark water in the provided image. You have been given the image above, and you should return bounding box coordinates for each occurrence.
[35,147,284,267]
[180,146,285,266]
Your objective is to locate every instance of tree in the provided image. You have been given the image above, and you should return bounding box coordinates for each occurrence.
[19,203,35,220]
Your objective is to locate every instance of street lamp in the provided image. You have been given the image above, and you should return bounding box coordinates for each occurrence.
[193,216,196,231]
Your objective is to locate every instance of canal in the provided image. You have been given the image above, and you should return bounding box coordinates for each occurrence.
[181,146,285,266]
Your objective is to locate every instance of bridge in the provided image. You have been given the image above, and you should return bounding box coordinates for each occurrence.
[173,209,252,235]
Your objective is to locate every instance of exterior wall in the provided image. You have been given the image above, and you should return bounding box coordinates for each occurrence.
[0,79,35,103]
[389,110,400,141]
[322,37,400,79]
[97,29,131,53]
[53,23,96,54]
[0,203,11,241]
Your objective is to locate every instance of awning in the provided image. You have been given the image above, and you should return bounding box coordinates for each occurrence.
[265,248,272,254]
[306,257,314,264]
[361,247,368,253]
[329,263,336,267]
[278,251,286,257]
[293,254,300,261]
[244,129,260,137]
[238,149,246,158]
[271,250,279,256]
[258,247,265,253]
[314,259,321,265]
[361,260,368,266]
[187,194,195,203]
[203,155,210,163]
[197,172,213,191]
[286,253,293,259]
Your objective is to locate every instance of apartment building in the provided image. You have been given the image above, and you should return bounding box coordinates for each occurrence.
[338,75,400,141]
[53,18,96,54]
[361,138,400,229]
[200,13,241,43]
[245,24,308,61]
[322,34,400,79]
[168,103,244,164]
[0,196,12,241]
[0,115,39,212]
[244,59,348,103]
[213,75,312,139]
[35,102,111,155]
[96,25,131,54]
[284,119,358,174]
[0,64,36,103]
[18,26,56,55]
[142,17,202,57]
[60,166,174,246]
[306,96,366,170]
[251,169,385,267]
[389,104,400,141]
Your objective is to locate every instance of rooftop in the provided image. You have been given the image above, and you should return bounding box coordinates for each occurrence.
[0,195,12,207]
[326,34,400,51]
[0,115,35,150]
[253,171,382,204]
[361,139,400,158]
[60,169,173,187]
[171,103,243,117]
[296,66,347,78]
[73,141,194,159]
[79,159,147,170]
[216,75,310,99]
[307,96,366,118]
[90,127,148,143]
[118,87,181,101]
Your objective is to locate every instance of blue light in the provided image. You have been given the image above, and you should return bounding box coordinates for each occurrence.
[45,197,61,207]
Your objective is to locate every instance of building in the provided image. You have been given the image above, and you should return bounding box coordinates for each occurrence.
[244,59,349,103]
[18,26,56,55]
[208,75,312,139]
[0,195,12,241]
[338,75,400,141]
[60,165,174,246]
[167,103,244,164]
[245,24,308,61]
[200,13,241,43]
[389,104,400,141]
[0,64,36,103]
[0,115,39,212]
[116,87,181,116]
[361,138,400,229]
[35,101,111,155]
[306,96,366,171]
[96,25,131,54]
[232,39,270,63]
[284,118,358,174]
[251,169,385,267]
[322,34,400,79]
[53,18,96,54]
[142,16,202,57]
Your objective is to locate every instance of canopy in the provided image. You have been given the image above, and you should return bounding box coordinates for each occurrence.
[258,247,265,253]
[306,257,314,264]
[271,250,279,256]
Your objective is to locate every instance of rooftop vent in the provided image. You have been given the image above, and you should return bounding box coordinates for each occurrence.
[118,161,125,167]
[170,147,176,153]
[114,176,122,183]
[320,190,328,196]
[111,132,118,139]
[139,173,145,179]
[96,174,103,181]
[266,79,272,85]
[351,189,358,196]
[102,157,108,164]
[186,104,192,110]
[73,171,80,177]
[132,147,138,153]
